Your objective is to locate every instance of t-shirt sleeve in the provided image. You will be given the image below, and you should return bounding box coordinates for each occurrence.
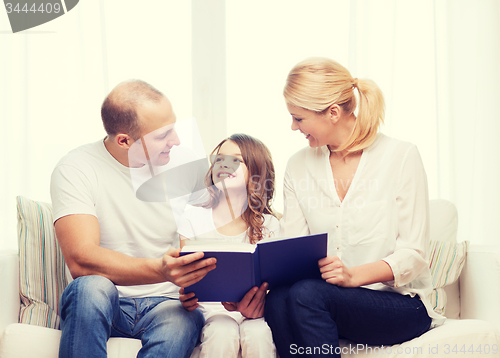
[50,163,97,222]
[381,145,430,288]
[177,211,196,239]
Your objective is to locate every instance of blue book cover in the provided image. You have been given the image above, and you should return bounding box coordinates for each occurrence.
[180,233,327,302]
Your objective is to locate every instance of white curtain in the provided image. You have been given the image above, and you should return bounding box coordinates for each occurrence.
[350,0,500,244]
[225,0,500,245]
[0,1,192,251]
[1,0,499,251]
[436,0,500,244]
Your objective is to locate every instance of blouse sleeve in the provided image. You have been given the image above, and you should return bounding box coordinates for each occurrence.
[381,145,430,288]
[263,214,281,238]
[280,164,310,238]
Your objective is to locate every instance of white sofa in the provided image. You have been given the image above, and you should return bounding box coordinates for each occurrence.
[1,199,500,358]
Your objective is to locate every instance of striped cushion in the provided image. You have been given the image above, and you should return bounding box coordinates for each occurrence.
[17,196,70,329]
[428,240,469,315]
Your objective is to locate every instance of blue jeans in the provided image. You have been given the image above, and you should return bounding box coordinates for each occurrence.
[264,279,431,358]
[59,275,204,358]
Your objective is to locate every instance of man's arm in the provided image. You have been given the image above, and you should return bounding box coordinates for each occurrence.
[55,214,216,287]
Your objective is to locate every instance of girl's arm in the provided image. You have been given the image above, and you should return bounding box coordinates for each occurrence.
[222,282,268,319]
[179,234,190,249]
[179,287,199,311]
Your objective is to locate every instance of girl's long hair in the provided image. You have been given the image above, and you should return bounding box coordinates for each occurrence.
[201,133,276,244]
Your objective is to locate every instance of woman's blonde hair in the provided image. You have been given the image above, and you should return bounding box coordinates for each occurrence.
[284,57,385,152]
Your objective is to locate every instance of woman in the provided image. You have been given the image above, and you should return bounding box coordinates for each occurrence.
[264,58,444,358]
[179,133,279,358]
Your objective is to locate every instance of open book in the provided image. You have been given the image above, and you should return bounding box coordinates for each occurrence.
[180,233,327,302]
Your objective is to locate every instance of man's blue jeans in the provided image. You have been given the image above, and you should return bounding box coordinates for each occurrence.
[264,279,431,358]
[58,275,204,358]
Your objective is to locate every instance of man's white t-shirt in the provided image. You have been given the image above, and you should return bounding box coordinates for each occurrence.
[50,139,200,299]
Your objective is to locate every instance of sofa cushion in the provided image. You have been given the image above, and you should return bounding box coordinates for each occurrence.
[17,196,70,329]
[0,252,20,334]
[443,281,460,319]
[338,319,500,357]
[428,240,468,315]
[0,323,142,358]
[427,199,467,317]
[4,320,497,358]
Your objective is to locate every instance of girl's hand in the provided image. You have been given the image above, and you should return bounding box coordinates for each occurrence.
[318,255,356,287]
[222,282,268,319]
[179,287,199,311]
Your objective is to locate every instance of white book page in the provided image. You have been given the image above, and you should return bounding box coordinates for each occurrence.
[181,241,256,253]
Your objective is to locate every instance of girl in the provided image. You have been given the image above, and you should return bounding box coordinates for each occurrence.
[264,58,445,358]
[178,133,279,358]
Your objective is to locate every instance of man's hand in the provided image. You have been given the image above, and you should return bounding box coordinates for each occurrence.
[161,248,216,287]
[179,287,199,311]
[318,255,355,287]
[222,282,268,319]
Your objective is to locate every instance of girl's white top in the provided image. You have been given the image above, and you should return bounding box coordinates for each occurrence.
[178,206,280,321]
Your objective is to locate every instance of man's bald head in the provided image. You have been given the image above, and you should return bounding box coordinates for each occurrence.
[101,80,166,140]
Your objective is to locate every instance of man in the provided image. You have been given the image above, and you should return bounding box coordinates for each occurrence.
[50,80,216,358]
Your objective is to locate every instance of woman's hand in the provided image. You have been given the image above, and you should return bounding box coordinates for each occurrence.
[179,287,199,311]
[222,282,268,319]
[318,255,356,287]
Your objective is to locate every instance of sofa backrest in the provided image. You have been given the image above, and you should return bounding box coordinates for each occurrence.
[429,199,461,319]
[429,199,458,243]
[15,196,465,331]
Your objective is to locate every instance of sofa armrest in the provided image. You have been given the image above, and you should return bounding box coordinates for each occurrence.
[0,251,20,337]
[460,245,500,330]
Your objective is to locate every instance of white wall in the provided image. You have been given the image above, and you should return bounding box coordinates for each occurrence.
[1,0,499,250]
[0,1,192,250]
[226,0,352,213]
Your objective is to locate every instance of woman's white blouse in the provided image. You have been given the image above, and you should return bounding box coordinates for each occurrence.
[280,133,445,326]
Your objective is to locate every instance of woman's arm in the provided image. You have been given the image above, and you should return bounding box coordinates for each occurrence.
[319,256,393,287]
[381,145,430,288]
[318,145,429,288]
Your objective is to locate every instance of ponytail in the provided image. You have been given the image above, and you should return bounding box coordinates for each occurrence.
[338,78,385,153]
